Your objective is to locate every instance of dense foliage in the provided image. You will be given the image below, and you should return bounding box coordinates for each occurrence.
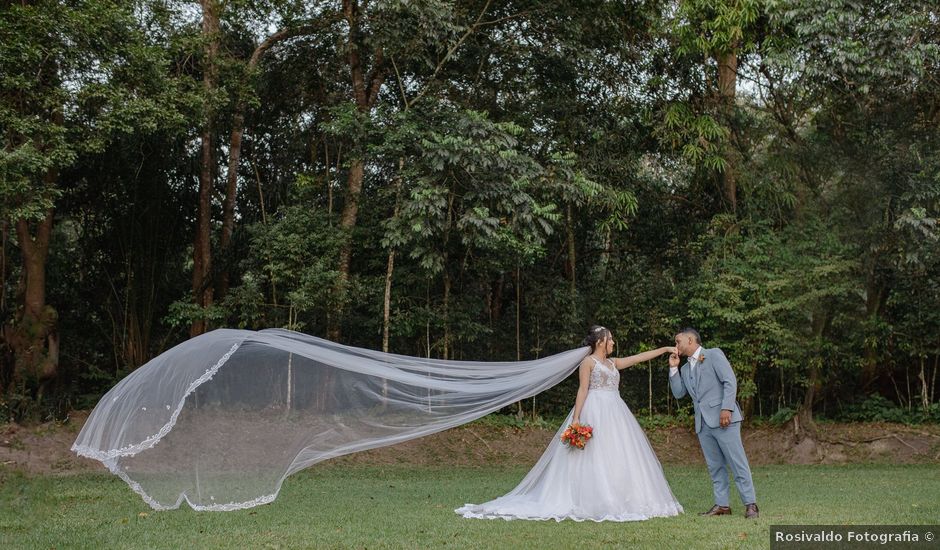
[1,0,938,424]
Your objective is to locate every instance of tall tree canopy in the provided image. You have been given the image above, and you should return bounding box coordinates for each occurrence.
[1,0,938,429]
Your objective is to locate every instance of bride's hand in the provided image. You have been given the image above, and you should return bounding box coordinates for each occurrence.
[663,346,678,356]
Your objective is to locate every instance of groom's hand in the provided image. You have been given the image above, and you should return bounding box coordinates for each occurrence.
[720,410,732,428]
[668,353,680,368]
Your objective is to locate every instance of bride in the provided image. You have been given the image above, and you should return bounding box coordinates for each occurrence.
[456,326,684,522]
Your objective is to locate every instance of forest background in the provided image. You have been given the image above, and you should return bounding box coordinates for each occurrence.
[2,0,939,436]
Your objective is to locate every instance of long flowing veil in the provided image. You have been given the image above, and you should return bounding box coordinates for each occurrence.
[72,328,587,511]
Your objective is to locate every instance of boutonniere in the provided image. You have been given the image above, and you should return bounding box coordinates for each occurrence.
[696,354,705,362]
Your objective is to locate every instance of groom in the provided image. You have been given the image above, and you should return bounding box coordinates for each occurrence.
[668,328,759,519]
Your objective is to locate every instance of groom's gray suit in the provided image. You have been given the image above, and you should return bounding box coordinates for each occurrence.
[669,347,757,507]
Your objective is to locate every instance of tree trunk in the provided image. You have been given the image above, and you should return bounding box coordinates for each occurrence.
[329,0,387,342]
[1,220,7,318]
[798,358,820,433]
[716,50,738,213]
[191,0,220,337]
[120,262,151,370]
[8,207,58,390]
[217,24,323,300]
[217,108,243,300]
[126,299,149,369]
[932,353,938,406]
[740,365,756,419]
[382,249,396,353]
[439,185,456,359]
[329,159,365,342]
[598,226,611,281]
[491,273,504,324]
[0,220,7,390]
[443,270,451,360]
[486,273,503,357]
[514,263,523,416]
[861,276,887,389]
[918,356,929,411]
[337,159,365,267]
[565,203,576,300]
[382,159,405,354]
[795,310,828,436]
[18,214,50,324]
[515,264,522,362]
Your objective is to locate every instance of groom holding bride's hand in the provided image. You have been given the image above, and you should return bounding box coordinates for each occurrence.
[668,328,759,519]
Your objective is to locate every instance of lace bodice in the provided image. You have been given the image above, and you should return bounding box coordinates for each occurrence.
[589,357,620,391]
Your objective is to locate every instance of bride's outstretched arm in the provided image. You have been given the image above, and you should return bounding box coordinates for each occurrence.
[612,347,677,370]
[572,358,593,424]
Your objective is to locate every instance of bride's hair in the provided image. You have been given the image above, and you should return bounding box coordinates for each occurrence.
[581,325,611,351]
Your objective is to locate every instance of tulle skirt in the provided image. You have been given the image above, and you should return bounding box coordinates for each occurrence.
[456,389,684,522]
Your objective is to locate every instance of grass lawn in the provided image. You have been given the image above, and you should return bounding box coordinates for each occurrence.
[1,463,937,549]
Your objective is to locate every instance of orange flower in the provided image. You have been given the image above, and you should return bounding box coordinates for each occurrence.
[561,423,593,450]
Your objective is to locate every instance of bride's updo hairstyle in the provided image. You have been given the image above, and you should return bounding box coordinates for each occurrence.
[581,325,611,352]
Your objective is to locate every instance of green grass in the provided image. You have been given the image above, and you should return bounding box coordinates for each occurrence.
[1,464,937,549]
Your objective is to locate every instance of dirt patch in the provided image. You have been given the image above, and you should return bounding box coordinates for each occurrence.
[0,411,102,475]
[2,412,938,476]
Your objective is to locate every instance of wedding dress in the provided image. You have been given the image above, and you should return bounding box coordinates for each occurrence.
[456,356,684,522]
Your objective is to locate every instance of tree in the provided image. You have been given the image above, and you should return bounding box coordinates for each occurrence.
[664,0,763,214]
[0,0,183,417]
[763,0,940,391]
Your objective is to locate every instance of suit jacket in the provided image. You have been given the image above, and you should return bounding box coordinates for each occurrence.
[669,347,743,433]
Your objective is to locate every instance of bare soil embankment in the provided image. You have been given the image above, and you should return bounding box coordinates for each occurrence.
[2,412,938,475]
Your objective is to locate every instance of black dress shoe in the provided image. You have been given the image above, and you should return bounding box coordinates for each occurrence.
[745,503,759,519]
[699,505,732,516]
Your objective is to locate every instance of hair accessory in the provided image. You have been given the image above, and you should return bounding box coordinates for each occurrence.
[592,326,606,333]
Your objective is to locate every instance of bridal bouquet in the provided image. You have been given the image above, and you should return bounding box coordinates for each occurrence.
[560,423,593,449]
